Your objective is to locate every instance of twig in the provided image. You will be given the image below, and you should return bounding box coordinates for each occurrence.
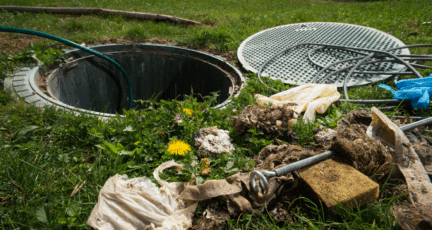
[0,6,203,25]
[70,180,86,197]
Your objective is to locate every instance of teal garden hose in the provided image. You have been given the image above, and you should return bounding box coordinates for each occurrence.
[0,26,133,109]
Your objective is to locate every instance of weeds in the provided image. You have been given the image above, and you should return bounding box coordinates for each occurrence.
[1,0,431,228]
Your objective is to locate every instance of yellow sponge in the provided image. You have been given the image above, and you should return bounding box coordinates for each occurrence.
[299,159,379,211]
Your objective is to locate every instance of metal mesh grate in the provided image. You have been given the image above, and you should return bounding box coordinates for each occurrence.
[237,22,410,87]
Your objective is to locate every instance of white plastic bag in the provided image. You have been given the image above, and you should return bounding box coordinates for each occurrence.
[255,84,340,121]
[87,160,197,230]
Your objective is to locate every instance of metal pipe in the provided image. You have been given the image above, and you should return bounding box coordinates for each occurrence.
[250,150,335,194]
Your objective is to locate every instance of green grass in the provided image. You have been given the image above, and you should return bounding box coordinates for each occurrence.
[1,0,431,229]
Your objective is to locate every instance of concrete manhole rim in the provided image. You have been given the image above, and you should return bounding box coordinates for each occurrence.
[5,44,245,118]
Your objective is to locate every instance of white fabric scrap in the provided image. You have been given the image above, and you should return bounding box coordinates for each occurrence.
[86,160,198,230]
[255,84,340,121]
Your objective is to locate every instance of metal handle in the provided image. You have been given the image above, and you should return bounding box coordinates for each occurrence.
[250,150,335,194]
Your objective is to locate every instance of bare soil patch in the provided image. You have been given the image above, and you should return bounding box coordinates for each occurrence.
[0,32,42,52]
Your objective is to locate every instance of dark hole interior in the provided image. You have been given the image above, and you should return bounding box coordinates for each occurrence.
[48,51,234,114]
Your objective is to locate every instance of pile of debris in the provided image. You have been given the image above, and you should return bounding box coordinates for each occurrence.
[86,104,432,230]
[231,103,297,143]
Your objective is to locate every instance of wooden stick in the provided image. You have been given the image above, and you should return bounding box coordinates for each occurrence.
[0,6,203,25]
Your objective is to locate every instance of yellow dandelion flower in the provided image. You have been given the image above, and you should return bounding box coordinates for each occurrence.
[167,140,191,155]
[134,141,140,145]
[182,108,193,115]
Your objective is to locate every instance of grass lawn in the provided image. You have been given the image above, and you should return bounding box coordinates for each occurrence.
[1,0,432,229]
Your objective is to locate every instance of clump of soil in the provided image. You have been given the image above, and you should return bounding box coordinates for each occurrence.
[191,200,229,230]
[232,104,297,143]
[330,110,392,178]
[254,144,320,172]
[337,109,372,127]
[391,202,432,230]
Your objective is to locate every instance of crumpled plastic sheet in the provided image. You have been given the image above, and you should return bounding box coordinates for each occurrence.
[379,73,432,109]
[87,161,197,230]
[367,107,432,205]
[194,126,235,156]
[255,84,340,121]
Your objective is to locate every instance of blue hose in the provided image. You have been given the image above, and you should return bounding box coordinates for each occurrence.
[0,26,133,109]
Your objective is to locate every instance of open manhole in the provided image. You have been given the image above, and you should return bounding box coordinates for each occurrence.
[5,44,244,117]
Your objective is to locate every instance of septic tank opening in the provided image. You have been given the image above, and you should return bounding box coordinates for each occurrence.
[33,44,243,115]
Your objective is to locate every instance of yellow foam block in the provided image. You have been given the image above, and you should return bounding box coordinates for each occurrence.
[299,159,379,210]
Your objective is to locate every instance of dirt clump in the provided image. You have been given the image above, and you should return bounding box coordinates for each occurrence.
[254,144,319,172]
[180,144,313,221]
[330,110,392,178]
[337,109,372,127]
[315,128,337,146]
[191,200,229,230]
[406,129,432,167]
[391,203,432,230]
[232,104,297,143]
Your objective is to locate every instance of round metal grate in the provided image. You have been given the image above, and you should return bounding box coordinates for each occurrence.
[238,22,410,87]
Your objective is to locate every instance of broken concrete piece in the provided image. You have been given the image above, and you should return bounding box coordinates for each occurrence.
[300,159,379,211]
[194,127,235,156]
[315,128,337,146]
[368,107,432,206]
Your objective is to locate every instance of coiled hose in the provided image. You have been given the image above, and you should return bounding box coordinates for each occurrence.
[256,43,432,130]
[0,26,133,109]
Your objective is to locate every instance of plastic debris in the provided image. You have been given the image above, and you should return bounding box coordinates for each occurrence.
[367,107,432,205]
[193,126,235,156]
[255,84,340,121]
[87,160,197,230]
[378,73,432,109]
